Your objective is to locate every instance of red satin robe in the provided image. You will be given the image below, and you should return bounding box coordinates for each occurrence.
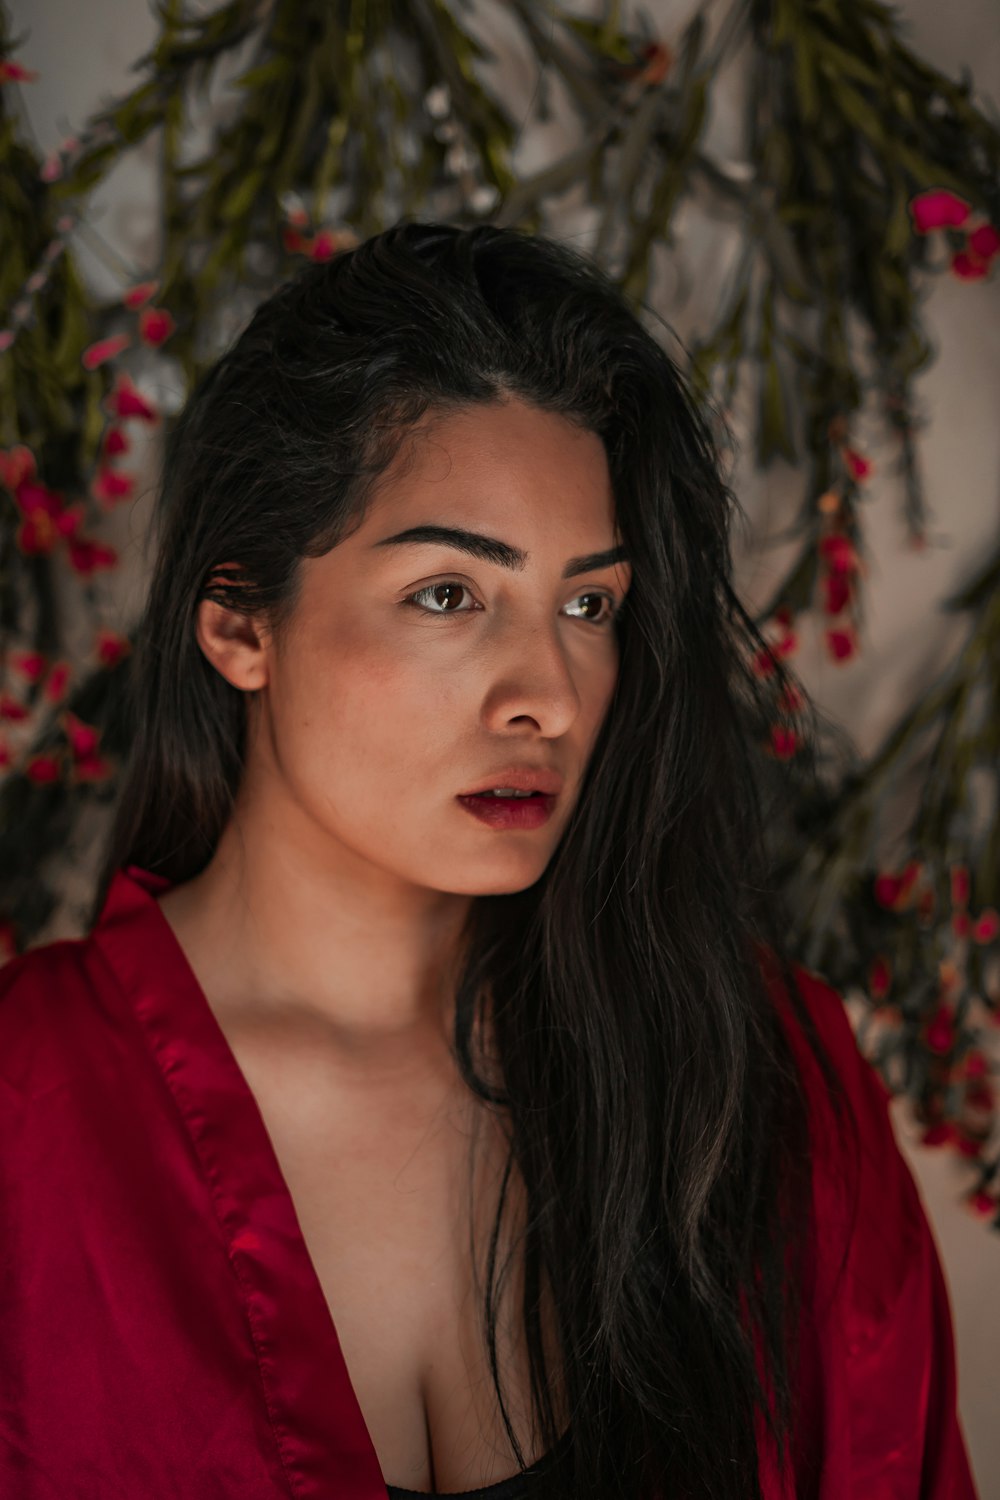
[0,863,980,1498]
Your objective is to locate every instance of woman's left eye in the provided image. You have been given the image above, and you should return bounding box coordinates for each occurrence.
[403,583,617,626]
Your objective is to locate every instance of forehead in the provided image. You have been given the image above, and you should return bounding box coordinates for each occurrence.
[359,398,616,532]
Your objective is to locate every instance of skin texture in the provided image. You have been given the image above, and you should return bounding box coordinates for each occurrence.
[155,395,631,1487]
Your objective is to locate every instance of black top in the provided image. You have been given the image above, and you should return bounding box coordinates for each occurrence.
[385,1428,569,1499]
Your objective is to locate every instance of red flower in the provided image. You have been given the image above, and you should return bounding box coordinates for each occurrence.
[0,694,29,722]
[873,861,921,910]
[0,59,39,84]
[951,251,989,281]
[769,724,798,760]
[921,1120,956,1147]
[0,738,10,769]
[138,306,176,347]
[74,753,113,783]
[63,711,100,760]
[94,629,130,668]
[123,280,160,310]
[43,662,71,703]
[823,571,851,615]
[951,911,971,938]
[751,647,777,679]
[825,627,856,662]
[309,230,340,262]
[282,226,307,255]
[973,909,1000,944]
[909,189,971,233]
[868,955,891,1001]
[81,333,131,371]
[842,448,873,481]
[950,864,970,908]
[102,425,129,458]
[966,1190,998,1219]
[926,1004,955,1055]
[68,537,118,576]
[0,444,37,491]
[8,650,46,682]
[91,467,135,504]
[103,373,158,423]
[818,533,858,573]
[26,753,61,784]
[968,223,1000,262]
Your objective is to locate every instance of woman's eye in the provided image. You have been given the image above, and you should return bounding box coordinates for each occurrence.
[404,582,478,615]
[403,582,617,626]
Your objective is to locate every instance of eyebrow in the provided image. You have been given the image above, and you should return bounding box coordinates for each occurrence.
[371,524,630,580]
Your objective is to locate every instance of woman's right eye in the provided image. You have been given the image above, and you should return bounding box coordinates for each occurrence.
[402,582,478,615]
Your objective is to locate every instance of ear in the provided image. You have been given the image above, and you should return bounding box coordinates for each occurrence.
[194,595,271,692]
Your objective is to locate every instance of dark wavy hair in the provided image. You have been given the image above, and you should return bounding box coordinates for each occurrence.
[92,220,853,1500]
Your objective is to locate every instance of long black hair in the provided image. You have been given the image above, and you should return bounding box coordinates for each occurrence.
[92,220,854,1500]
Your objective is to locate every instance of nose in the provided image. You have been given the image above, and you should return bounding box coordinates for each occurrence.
[479,618,588,738]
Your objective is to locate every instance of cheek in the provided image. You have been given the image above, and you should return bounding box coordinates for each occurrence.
[269,623,452,798]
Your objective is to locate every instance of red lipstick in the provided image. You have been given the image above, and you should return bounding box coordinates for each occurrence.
[456,792,556,830]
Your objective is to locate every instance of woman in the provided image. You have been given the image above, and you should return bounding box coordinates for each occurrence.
[0,221,977,1499]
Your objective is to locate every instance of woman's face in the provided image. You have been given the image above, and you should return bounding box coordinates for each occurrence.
[234,396,631,898]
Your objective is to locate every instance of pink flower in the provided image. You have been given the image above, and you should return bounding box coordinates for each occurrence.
[68,537,118,576]
[0,59,39,84]
[138,306,176,347]
[63,711,100,760]
[123,280,159,310]
[769,724,798,760]
[843,448,873,481]
[81,333,131,371]
[973,909,1000,944]
[94,629,130,668]
[91,467,135,504]
[8,650,46,682]
[103,373,158,422]
[309,230,340,261]
[43,662,71,703]
[909,189,971,233]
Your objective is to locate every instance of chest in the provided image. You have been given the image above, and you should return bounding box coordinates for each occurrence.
[227,1025,549,1491]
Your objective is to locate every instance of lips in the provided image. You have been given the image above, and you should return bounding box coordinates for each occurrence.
[459,767,564,797]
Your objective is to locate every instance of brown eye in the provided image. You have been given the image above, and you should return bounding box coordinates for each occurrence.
[565,593,617,626]
[404,582,477,614]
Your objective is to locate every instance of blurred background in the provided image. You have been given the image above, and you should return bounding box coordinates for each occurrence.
[1,0,998,1487]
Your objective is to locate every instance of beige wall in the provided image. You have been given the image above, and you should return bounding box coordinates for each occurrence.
[8,0,999,1490]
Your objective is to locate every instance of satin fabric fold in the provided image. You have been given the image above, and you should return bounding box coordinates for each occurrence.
[0,865,979,1497]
